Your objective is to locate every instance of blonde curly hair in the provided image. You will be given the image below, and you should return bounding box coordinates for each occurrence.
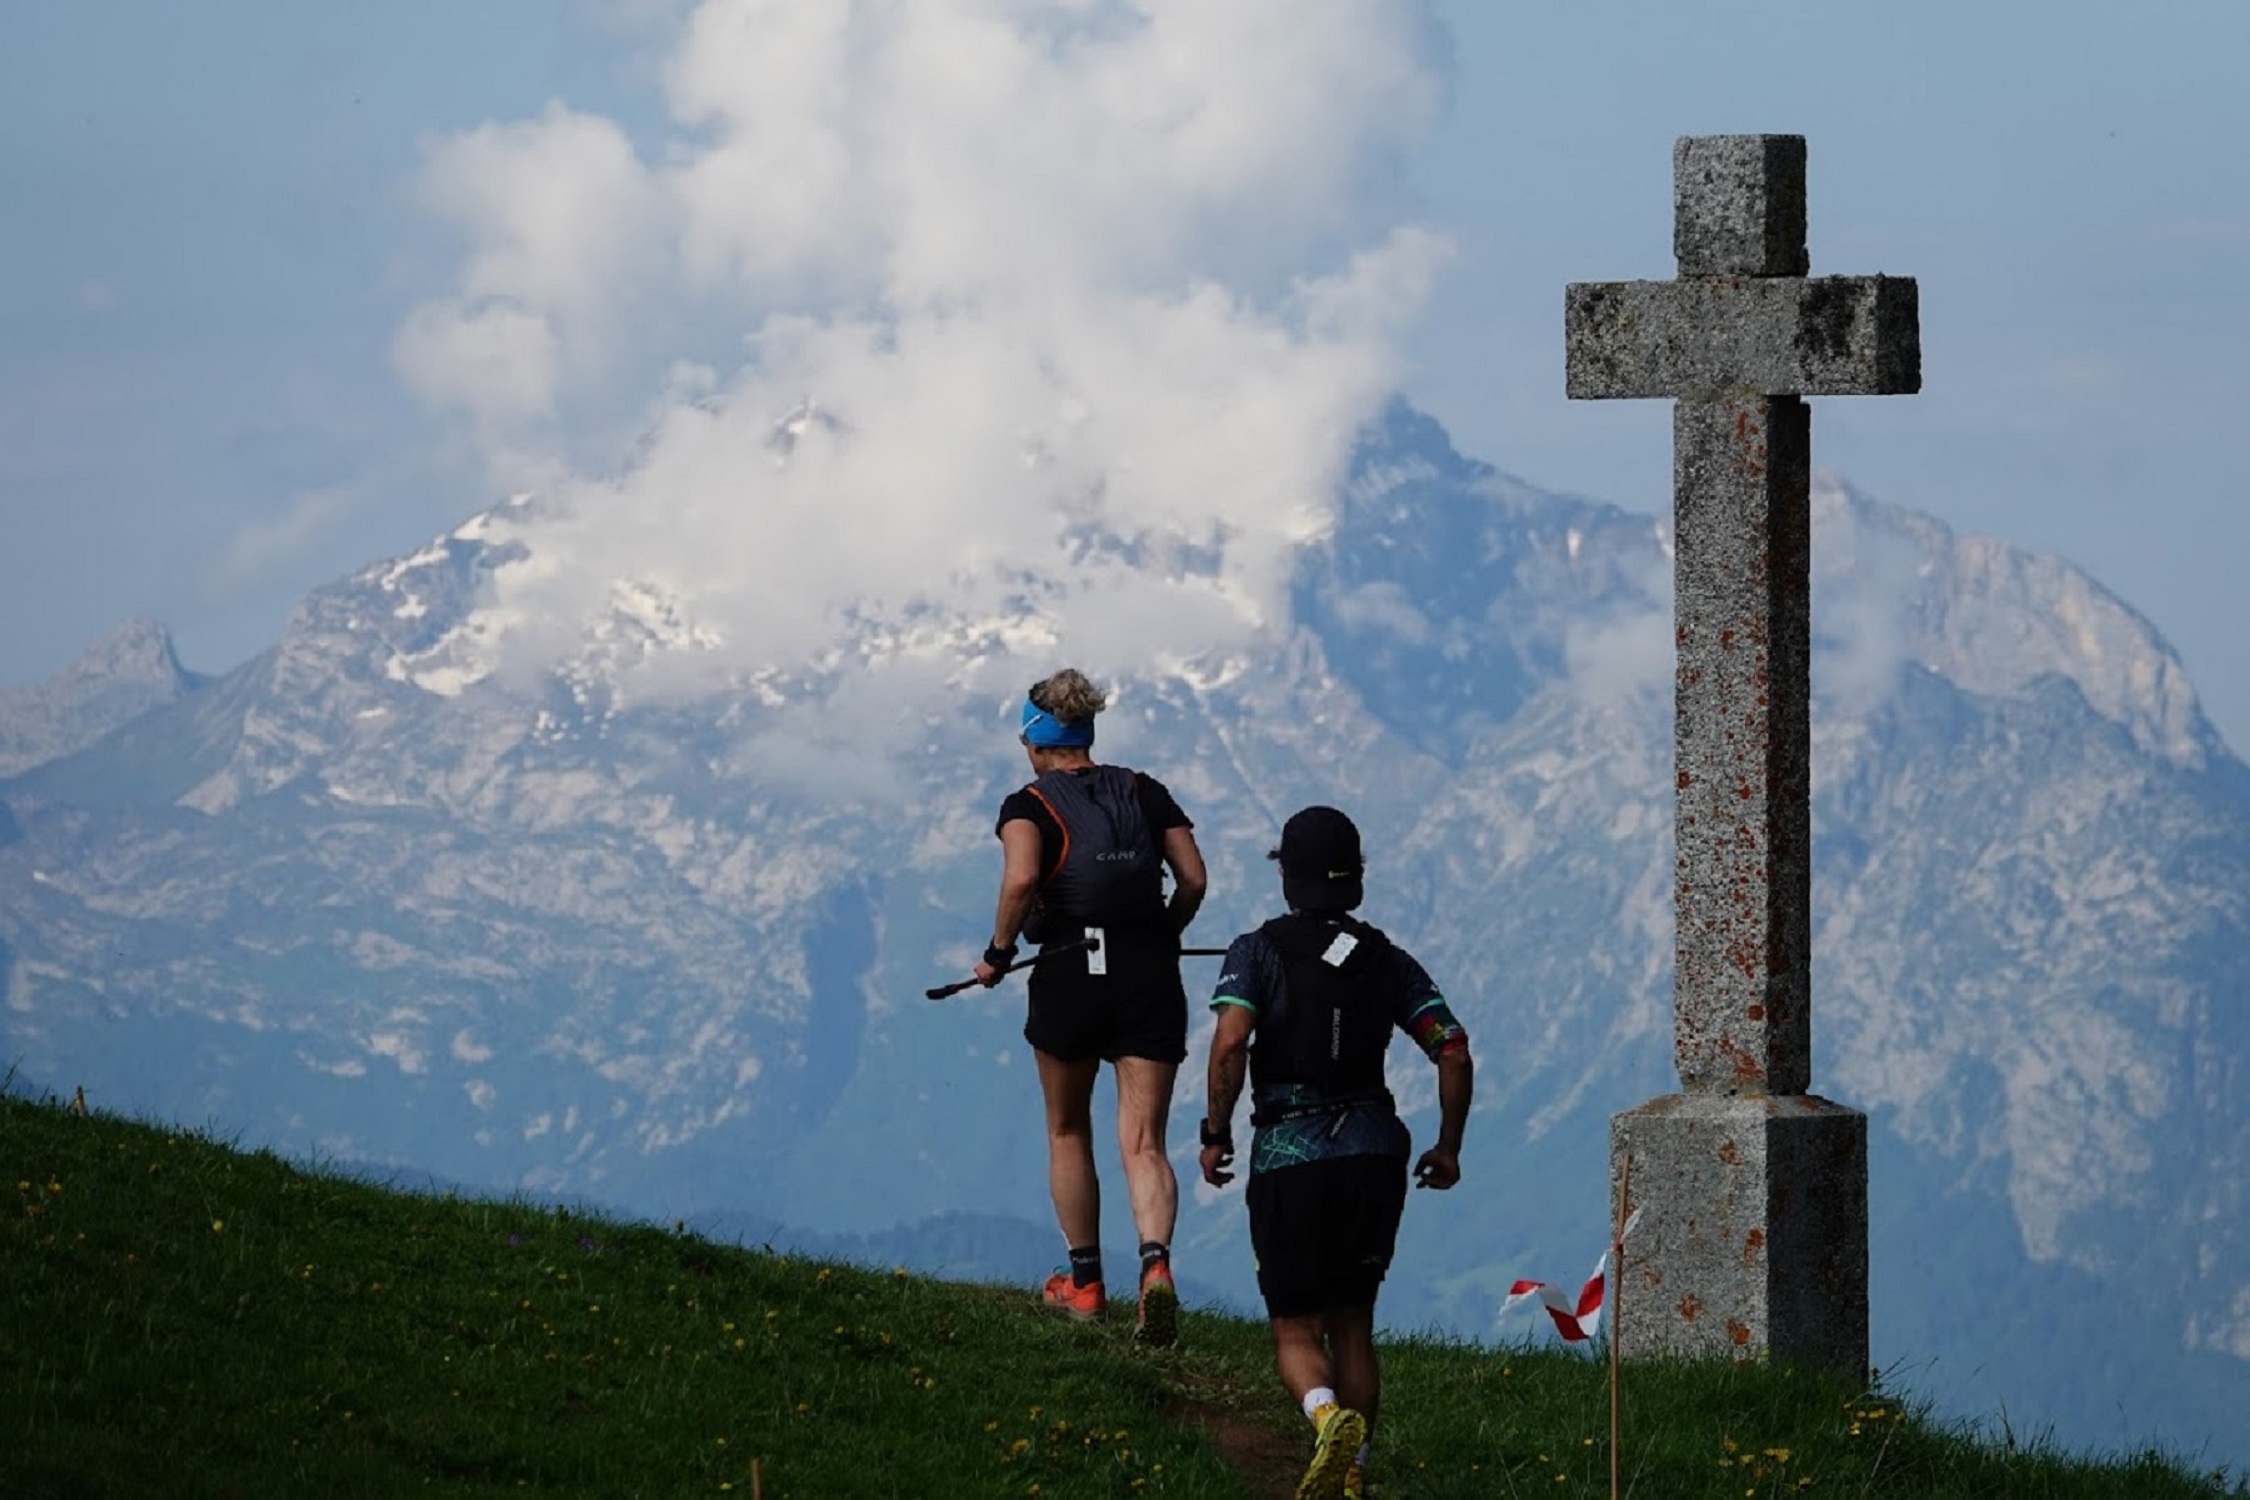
[1030,667,1106,726]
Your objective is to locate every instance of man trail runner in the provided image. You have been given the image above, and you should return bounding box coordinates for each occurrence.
[1199,805,1474,1500]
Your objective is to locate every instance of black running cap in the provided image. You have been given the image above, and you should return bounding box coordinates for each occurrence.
[1267,805,1365,913]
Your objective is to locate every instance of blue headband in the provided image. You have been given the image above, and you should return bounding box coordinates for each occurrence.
[1021,695,1095,748]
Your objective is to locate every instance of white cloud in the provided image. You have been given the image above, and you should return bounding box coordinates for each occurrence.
[398,0,1451,704]
[1811,476,1917,715]
[1563,540,1673,708]
[414,103,669,327]
[1564,603,1672,708]
[367,1029,429,1075]
[393,298,562,428]
[210,484,367,591]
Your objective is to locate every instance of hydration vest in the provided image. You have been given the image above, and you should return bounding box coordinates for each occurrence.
[1248,912,1396,1101]
[1023,765,1164,927]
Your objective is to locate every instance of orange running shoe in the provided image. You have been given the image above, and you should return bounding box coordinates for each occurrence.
[1040,1270,1106,1320]
[1134,1260,1179,1349]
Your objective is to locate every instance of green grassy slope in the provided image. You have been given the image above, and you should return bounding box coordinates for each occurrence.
[3,1086,2239,1499]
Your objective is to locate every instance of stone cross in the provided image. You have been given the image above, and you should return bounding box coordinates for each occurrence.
[1564,135,1919,1372]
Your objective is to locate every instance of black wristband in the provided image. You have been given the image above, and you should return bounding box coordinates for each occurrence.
[1199,1118,1233,1150]
[983,941,1018,970]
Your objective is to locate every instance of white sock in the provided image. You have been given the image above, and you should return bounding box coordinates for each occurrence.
[1302,1386,1338,1420]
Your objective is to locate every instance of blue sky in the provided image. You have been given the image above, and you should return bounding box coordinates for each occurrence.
[3,1,2246,752]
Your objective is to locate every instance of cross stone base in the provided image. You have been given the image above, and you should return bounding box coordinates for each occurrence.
[1610,1093,1868,1373]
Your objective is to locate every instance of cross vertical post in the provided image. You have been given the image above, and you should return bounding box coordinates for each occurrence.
[1564,135,1920,1371]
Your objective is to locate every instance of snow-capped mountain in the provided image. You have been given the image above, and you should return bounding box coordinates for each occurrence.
[3,402,2245,1470]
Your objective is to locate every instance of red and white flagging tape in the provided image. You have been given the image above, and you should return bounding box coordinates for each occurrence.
[1500,1208,1642,1342]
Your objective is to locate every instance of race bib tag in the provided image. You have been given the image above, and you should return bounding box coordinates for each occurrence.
[1086,926,1107,976]
[1321,932,1359,967]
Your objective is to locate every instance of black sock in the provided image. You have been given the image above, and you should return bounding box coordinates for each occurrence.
[1138,1240,1169,1272]
[1068,1245,1103,1288]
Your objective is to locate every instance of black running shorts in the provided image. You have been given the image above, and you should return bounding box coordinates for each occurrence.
[1247,1153,1410,1319]
[1022,928,1189,1064]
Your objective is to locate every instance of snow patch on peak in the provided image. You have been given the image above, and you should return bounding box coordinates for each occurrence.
[373,540,450,592]
[1162,652,1253,693]
[529,576,733,737]
[606,578,724,656]
[457,496,536,539]
[383,617,504,699]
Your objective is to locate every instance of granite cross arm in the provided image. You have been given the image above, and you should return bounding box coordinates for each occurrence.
[1564,274,1920,401]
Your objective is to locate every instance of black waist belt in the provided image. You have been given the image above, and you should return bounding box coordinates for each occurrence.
[1250,1087,1391,1129]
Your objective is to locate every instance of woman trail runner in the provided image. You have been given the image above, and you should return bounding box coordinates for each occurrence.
[969,668,1208,1347]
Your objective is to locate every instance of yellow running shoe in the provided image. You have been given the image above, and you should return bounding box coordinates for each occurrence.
[1297,1404,1367,1500]
[1133,1260,1179,1349]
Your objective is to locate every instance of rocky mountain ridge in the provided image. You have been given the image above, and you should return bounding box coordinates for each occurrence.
[3,403,2245,1467]
[0,618,201,778]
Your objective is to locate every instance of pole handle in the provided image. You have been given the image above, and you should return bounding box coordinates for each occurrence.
[925,936,1097,1000]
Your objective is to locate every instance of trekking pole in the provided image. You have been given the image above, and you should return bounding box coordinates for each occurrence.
[926,939,1227,1000]
[925,936,1098,1000]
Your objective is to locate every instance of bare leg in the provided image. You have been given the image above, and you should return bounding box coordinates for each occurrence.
[1109,1055,1180,1251]
[1035,1050,1102,1250]
[1269,1312,1336,1406]
[1323,1302,1381,1434]
[1274,1306,1371,1497]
